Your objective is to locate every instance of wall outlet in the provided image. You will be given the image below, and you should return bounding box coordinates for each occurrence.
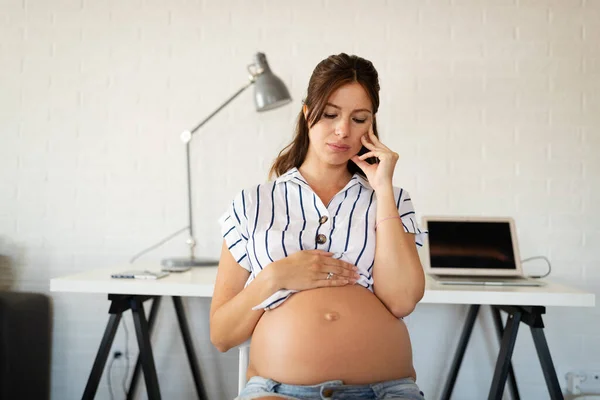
[567,371,600,394]
[582,371,600,391]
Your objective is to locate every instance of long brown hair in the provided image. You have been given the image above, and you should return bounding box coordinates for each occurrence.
[269,53,381,179]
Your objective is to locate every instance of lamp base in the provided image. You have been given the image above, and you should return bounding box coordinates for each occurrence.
[161,257,219,272]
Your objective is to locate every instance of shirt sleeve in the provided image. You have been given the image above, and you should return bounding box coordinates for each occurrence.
[395,188,427,247]
[251,289,297,311]
[218,190,252,272]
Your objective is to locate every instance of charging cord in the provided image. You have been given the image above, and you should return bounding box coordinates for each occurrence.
[121,317,131,395]
[107,352,118,400]
[522,255,552,278]
[129,226,188,264]
[107,316,132,399]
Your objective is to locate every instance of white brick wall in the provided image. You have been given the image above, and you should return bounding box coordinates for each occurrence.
[1,0,598,399]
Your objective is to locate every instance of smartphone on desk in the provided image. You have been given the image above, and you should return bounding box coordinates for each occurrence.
[111,270,170,280]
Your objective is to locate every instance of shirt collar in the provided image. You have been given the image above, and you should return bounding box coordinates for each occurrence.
[275,167,372,191]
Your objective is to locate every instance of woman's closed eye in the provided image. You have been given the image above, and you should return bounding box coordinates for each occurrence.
[322,113,367,123]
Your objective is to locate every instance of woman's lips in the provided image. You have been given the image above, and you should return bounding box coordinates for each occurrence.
[327,143,350,152]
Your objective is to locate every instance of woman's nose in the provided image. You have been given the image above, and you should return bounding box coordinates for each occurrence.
[334,120,350,137]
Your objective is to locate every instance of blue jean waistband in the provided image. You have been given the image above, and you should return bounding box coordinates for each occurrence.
[241,376,425,399]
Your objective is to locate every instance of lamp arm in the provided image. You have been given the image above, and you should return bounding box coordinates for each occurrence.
[182,78,255,259]
[188,79,255,137]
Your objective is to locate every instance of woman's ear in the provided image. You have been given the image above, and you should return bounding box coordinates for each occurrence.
[302,104,308,120]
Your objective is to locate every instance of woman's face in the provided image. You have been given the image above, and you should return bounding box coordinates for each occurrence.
[304,82,373,168]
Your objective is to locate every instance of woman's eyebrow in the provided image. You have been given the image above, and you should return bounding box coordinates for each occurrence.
[325,102,372,114]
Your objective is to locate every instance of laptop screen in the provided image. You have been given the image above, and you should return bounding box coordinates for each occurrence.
[427,220,517,270]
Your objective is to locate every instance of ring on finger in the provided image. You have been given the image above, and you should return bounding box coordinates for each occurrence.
[326,272,334,280]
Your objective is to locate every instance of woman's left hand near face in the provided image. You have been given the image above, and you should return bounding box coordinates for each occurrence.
[351,125,398,192]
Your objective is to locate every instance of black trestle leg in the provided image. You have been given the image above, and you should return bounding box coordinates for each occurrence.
[491,306,521,400]
[130,296,161,400]
[173,296,208,400]
[440,304,480,400]
[82,313,122,400]
[127,296,162,400]
[531,325,563,400]
[488,311,521,400]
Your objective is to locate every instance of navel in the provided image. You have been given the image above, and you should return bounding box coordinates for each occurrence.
[324,311,340,321]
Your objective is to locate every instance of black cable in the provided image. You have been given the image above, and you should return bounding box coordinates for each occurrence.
[107,355,116,400]
[129,226,188,264]
[522,255,552,278]
[122,317,130,396]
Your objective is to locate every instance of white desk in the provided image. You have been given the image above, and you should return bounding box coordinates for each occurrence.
[51,265,595,306]
[422,277,594,400]
[51,265,220,400]
[51,266,595,400]
[50,265,219,297]
[422,277,595,307]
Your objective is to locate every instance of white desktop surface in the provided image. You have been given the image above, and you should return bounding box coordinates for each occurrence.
[50,265,219,298]
[421,277,595,307]
[50,265,595,308]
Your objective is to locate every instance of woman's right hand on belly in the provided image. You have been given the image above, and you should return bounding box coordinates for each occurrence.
[268,250,360,291]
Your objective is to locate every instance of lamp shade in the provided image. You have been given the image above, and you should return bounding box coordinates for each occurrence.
[252,53,292,112]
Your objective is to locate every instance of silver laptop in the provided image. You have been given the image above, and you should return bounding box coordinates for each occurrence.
[422,216,544,287]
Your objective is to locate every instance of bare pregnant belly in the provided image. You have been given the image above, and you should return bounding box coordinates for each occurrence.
[248,285,415,385]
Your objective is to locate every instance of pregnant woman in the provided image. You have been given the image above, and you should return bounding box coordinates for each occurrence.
[210,53,427,400]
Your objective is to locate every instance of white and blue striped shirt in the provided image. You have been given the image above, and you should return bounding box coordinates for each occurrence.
[219,167,426,311]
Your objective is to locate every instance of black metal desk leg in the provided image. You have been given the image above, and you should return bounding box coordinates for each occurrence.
[488,311,522,400]
[173,296,208,400]
[82,313,122,400]
[441,304,480,400]
[531,326,563,400]
[127,296,162,400]
[491,307,520,400]
[130,296,161,400]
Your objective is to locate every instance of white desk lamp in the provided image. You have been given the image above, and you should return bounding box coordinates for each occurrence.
[159,53,292,269]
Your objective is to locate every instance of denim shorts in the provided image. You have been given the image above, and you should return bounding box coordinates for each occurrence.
[236,376,426,399]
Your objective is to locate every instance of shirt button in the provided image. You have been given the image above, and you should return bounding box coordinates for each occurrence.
[319,215,328,224]
[316,234,327,244]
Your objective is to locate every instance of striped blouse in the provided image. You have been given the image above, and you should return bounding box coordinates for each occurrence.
[218,167,426,311]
